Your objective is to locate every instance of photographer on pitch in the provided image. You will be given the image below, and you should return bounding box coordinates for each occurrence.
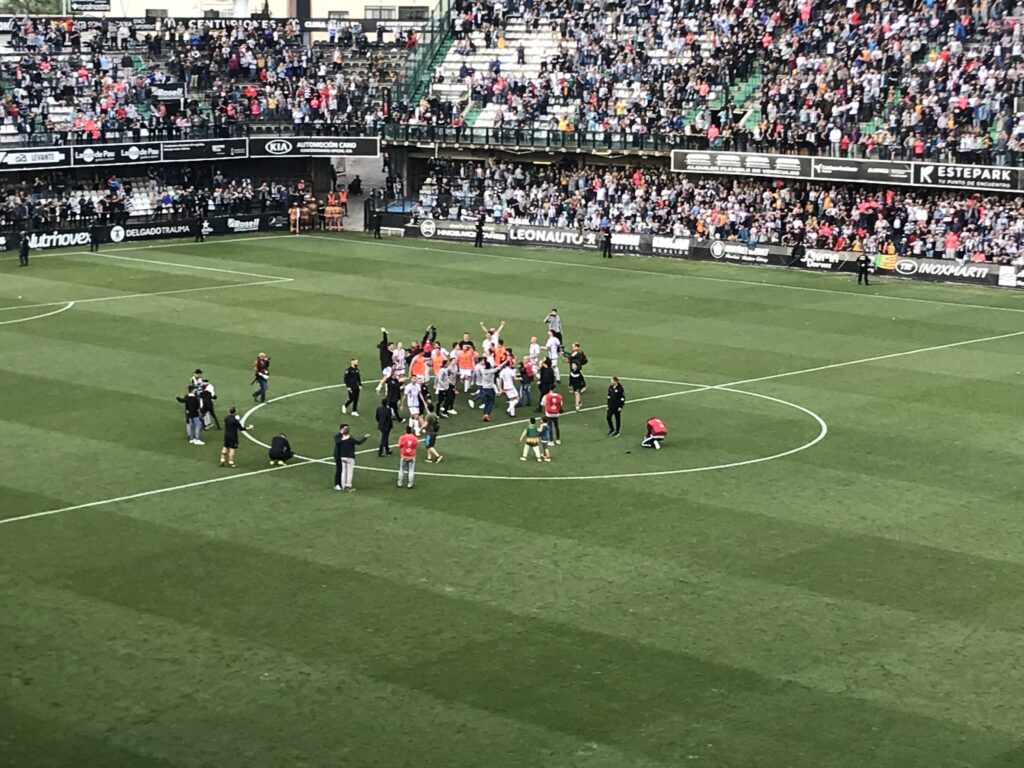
[252,352,271,403]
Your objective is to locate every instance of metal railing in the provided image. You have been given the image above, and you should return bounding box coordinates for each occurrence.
[379,123,1024,167]
[395,0,455,104]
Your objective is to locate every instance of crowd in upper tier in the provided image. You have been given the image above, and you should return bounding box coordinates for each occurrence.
[415,158,1024,263]
[3,3,1024,165]
[0,15,413,144]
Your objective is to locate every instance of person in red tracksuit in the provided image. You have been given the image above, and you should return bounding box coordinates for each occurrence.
[642,417,667,449]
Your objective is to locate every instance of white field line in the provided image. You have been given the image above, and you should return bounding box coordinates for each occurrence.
[0,279,290,313]
[0,301,74,325]
[4,324,1020,527]
[0,233,297,262]
[0,243,294,313]
[304,234,1024,317]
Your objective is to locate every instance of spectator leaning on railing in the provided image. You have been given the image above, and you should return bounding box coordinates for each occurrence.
[416,158,1024,263]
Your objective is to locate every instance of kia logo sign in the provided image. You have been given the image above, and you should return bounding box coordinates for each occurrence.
[109,225,125,243]
[419,220,436,238]
[895,259,918,276]
[264,140,294,155]
[710,241,725,259]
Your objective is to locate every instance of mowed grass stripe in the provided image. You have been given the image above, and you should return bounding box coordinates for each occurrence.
[32,506,1024,755]
[0,583,673,768]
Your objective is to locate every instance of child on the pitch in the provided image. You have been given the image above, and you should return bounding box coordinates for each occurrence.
[568,362,586,411]
[520,417,542,462]
[538,416,553,462]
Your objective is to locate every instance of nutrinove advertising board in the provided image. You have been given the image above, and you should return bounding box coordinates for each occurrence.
[404,221,1021,290]
[671,150,1024,194]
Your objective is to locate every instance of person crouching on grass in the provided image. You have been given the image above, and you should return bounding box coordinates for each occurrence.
[219,407,250,467]
[642,417,667,450]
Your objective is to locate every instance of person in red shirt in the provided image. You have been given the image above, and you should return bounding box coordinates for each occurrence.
[397,426,419,488]
[642,417,667,450]
[540,388,563,444]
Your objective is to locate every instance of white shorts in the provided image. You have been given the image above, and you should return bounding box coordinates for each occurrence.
[504,388,519,401]
[407,406,420,416]
[458,369,472,380]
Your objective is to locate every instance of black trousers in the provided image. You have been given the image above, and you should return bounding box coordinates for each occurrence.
[537,384,551,410]
[374,225,382,239]
[548,416,560,440]
[442,386,456,412]
[344,387,360,411]
[203,406,221,429]
[378,428,391,455]
[858,268,870,285]
[474,234,483,247]
[269,447,293,462]
[89,237,100,252]
[334,461,343,486]
[387,399,400,419]
[18,251,28,266]
[606,408,621,433]
[602,243,611,258]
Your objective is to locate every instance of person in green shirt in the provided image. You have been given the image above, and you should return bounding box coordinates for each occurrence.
[519,418,542,462]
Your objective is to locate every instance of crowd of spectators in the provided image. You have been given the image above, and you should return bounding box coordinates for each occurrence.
[0,165,305,232]
[416,158,1024,263]
[0,15,415,145]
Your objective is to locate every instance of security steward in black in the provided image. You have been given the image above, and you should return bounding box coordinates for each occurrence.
[856,253,871,285]
[474,215,484,248]
[343,359,362,415]
[18,232,29,266]
[372,210,382,239]
[89,221,103,252]
[375,398,394,456]
[384,370,402,419]
[601,229,612,259]
[606,376,625,436]
[192,213,206,242]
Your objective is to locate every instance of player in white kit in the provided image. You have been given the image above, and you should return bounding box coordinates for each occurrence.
[498,363,519,417]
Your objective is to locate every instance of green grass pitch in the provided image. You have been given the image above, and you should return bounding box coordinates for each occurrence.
[1,232,1023,768]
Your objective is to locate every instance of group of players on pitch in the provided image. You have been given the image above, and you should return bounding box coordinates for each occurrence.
[175,309,669,479]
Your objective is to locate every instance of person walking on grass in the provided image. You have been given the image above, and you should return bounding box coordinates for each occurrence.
[397,426,419,488]
[520,417,542,462]
[219,407,250,467]
[568,362,586,411]
[177,384,204,445]
[606,376,625,436]
[538,416,553,461]
[252,352,270,403]
[342,357,362,416]
[375,398,394,457]
[334,424,369,491]
[422,405,444,463]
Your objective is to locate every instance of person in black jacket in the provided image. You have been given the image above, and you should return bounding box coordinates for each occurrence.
[342,358,362,416]
[474,214,484,247]
[176,384,204,444]
[89,221,103,252]
[18,233,29,267]
[268,433,294,465]
[856,253,871,285]
[606,376,625,436]
[601,229,612,258]
[199,378,220,430]
[334,424,369,491]
[376,327,393,374]
[372,210,382,239]
[384,368,402,419]
[375,398,394,456]
[219,406,249,467]
[536,358,556,412]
